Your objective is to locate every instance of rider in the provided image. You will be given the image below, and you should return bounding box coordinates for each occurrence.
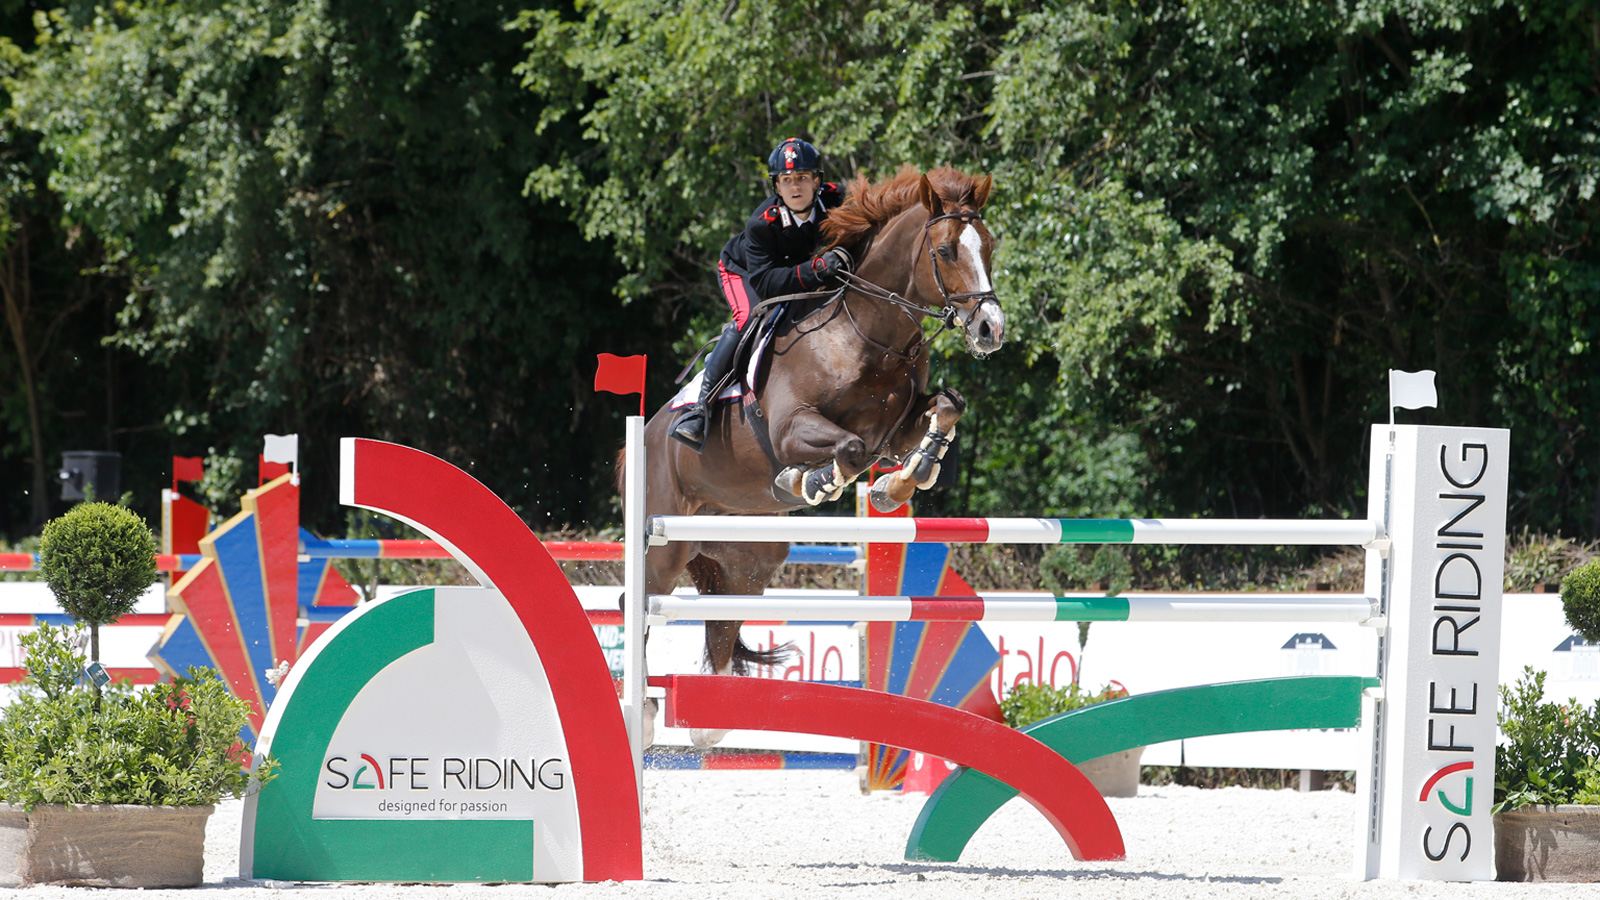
[670,137,854,451]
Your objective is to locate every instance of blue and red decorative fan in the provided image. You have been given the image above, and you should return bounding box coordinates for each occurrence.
[860,496,1001,791]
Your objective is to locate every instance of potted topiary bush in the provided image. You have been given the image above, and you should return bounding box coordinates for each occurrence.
[1002,680,1140,796]
[34,501,158,705]
[1492,667,1600,882]
[1563,556,1600,644]
[0,502,274,887]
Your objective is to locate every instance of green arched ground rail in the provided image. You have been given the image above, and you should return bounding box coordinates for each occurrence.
[905,675,1377,862]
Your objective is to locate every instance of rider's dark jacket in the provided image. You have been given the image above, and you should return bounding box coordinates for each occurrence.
[719,182,846,301]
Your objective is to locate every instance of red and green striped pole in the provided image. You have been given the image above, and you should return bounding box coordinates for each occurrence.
[648,515,1385,547]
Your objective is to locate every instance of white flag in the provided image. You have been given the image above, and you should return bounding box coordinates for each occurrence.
[1388,370,1437,411]
[262,433,300,466]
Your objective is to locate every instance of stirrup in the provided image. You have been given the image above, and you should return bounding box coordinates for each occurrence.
[670,408,708,452]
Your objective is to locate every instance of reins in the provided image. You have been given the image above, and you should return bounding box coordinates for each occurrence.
[776,208,996,364]
[686,206,993,388]
[706,202,997,489]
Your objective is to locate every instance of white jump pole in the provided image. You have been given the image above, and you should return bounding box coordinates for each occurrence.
[621,416,647,805]
[648,592,1378,625]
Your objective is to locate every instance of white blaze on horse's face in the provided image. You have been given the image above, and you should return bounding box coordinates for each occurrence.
[956,223,1006,357]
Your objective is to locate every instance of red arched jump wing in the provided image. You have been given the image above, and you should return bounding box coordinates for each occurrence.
[651,674,1124,861]
[341,438,642,881]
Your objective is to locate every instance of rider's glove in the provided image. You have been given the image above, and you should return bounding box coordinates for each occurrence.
[801,247,853,288]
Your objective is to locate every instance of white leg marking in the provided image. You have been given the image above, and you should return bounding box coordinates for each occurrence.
[689,659,735,749]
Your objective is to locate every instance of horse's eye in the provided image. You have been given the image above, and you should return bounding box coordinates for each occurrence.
[937,244,955,261]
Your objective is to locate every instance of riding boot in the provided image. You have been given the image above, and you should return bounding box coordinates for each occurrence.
[671,322,741,452]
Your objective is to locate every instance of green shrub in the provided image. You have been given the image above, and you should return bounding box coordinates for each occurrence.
[0,624,275,807]
[36,502,158,674]
[1562,558,1600,643]
[1001,681,1129,729]
[1494,667,1600,813]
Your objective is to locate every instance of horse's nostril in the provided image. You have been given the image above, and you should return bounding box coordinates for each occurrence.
[979,321,993,342]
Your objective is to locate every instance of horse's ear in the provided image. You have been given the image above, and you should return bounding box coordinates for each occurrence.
[973,174,993,210]
[919,175,945,217]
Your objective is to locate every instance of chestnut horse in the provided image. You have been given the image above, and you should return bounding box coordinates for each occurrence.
[638,166,1004,747]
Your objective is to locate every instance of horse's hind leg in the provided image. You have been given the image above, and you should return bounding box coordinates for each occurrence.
[870,388,966,512]
[685,544,789,748]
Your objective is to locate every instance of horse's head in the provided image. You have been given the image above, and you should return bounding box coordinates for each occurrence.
[918,174,1005,357]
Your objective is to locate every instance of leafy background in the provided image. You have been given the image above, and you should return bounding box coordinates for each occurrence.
[2,0,1597,551]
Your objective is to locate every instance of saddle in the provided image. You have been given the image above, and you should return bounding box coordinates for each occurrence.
[672,289,851,507]
[671,301,790,411]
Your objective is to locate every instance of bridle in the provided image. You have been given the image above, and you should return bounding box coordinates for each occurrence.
[921,210,999,310]
[746,207,997,366]
[824,208,996,353]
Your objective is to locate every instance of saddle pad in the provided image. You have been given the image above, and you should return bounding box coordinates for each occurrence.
[668,329,774,411]
[668,371,741,410]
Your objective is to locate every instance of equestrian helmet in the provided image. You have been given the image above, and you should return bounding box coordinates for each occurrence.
[767,138,823,179]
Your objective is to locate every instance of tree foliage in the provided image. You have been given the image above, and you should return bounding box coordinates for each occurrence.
[5,0,640,532]
[975,0,1600,522]
[1,0,1598,546]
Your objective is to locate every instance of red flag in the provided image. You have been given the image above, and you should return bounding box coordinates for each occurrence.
[172,456,204,492]
[594,353,648,416]
[259,457,291,486]
[173,456,204,483]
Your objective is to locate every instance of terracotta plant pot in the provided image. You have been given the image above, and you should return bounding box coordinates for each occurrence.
[1075,746,1145,798]
[1494,804,1600,882]
[0,803,214,887]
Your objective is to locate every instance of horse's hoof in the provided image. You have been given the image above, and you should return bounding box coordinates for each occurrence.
[642,697,658,750]
[690,727,730,749]
[774,466,804,498]
[869,476,907,513]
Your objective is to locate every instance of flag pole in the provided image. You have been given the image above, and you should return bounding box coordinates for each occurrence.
[1386,369,1394,428]
[634,360,646,417]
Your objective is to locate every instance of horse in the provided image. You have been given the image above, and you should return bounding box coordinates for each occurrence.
[636,165,1004,747]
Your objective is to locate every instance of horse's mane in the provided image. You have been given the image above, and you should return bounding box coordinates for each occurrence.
[822,165,989,257]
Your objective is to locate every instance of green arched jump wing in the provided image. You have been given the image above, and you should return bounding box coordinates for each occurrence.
[905,675,1376,862]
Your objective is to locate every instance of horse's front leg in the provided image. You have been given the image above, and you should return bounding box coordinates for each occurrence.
[869,388,966,513]
[770,409,876,506]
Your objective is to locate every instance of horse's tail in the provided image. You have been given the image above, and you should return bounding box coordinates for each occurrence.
[730,637,794,675]
[614,446,627,496]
